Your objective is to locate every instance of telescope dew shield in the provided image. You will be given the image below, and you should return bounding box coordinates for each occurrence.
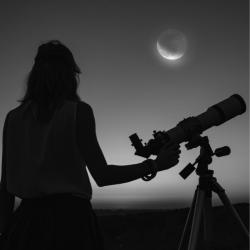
[197,94,247,131]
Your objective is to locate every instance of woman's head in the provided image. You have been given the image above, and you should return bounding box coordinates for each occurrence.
[18,40,82,109]
[34,40,81,74]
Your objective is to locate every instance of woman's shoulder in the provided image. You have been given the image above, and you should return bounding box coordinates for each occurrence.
[76,101,93,113]
[75,101,95,124]
[75,101,95,137]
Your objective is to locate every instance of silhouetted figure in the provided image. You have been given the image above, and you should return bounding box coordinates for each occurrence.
[0,40,180,250]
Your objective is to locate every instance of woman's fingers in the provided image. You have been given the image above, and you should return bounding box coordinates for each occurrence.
[156,141,182,170]
[161,142,179,151]
[163,144,181,154]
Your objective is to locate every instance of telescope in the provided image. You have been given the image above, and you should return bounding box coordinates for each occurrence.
[129,94,250,249]
[129,94,246,158]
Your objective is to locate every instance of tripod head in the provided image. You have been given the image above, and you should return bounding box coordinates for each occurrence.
[179,134,231,179]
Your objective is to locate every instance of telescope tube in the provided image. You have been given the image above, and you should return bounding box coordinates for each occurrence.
[164,94,247,144]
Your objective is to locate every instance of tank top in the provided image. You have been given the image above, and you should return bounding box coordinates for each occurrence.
[4,100,92,200]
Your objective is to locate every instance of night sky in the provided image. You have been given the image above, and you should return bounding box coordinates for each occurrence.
[0,0,248,209]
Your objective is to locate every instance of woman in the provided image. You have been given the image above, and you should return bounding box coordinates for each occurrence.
[0,40,181,250]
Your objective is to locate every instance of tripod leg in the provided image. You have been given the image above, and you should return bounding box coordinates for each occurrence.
[178,188,198,250]
[212,179,250,242]
[188,188,206,250]
[203,190,214,250]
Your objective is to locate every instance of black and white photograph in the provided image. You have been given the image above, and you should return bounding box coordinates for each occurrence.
[0,0,249,249]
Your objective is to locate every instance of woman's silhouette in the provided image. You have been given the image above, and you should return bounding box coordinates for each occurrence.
[0,40,181,249]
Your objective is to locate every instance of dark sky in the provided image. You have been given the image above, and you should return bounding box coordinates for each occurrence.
[0,0,249,209]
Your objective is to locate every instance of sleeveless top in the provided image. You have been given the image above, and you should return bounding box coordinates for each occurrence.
[4,100,92,200]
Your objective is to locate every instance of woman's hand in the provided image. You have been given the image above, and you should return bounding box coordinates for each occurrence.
[155,142,181,171]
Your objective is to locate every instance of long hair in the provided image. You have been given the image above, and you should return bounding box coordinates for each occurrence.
[18,40,82,122]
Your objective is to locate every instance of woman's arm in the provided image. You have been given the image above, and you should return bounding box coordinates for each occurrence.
[76,102,153,187]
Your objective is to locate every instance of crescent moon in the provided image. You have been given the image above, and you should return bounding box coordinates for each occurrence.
[156,41,184,61]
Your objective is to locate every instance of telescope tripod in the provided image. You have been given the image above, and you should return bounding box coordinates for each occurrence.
[178,136,249,250]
